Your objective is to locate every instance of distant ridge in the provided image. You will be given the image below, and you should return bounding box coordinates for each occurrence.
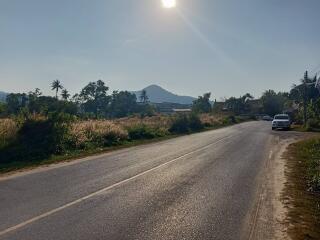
[132,85,196,104]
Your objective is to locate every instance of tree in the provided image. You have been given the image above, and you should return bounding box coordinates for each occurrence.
[261,90,288,116]
[51,80,63,99]
[290,71,320,125]
[36,96,78,115]
[140,90,149,103]
[0,102,7,117]
[224,93,254,115]
[28,88,42,114]
[192,93,212,113]
[79,80,110,117]
[29,88,42,98]
[109,91,138,118]
[61,89,70,101]
[6,93,28,115]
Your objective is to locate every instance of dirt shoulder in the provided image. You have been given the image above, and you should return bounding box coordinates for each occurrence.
[252,131,320,240]
[249,131,320,240]
[248,133,293,240]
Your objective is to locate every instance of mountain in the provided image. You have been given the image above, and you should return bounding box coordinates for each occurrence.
[132,85,196,104]
[0,91,8,102]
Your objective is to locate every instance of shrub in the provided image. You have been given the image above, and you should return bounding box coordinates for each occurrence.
[189,114,204,131]
[0,119,18,148]
[127,124,166,140]
[222,117,232,125]
[0,114,72,164]
[169,115,190,134]
[228,115,237,124]
[306,118,320,131]
[169,114,204,134]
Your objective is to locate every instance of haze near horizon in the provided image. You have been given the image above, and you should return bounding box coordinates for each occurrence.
[0,0,320,99]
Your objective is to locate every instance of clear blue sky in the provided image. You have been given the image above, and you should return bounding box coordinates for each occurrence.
[0,0,319,99]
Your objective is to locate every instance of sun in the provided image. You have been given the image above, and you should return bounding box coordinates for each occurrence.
[162,0,176,8]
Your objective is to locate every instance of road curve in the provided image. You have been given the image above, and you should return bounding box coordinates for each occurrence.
[0,122,291,240]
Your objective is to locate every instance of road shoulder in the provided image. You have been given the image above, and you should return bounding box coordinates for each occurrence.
[247,132,307,240]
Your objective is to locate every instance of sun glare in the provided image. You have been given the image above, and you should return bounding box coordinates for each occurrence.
[162,0,176,9]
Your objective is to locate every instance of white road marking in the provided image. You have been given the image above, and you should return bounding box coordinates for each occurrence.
[249,140,274,239]
[0,135,234,237]
[269,150,273,159]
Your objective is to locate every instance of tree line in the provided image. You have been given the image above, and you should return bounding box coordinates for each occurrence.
[0,80,154,119]
[1,70,319,128]
[192,70,320,128]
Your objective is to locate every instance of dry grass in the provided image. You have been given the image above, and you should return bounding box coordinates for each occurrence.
[69,114,229,148]
[0,119,18,146]
[199,114,226,126]
[115,114,227,129]
[114,115,172,129]
[70,120,128,148]
[0,113,233,150]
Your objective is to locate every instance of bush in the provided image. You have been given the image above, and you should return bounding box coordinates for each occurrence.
[169,115,190,134]
[306,118,320,131]
[0,113,73,164]
[222,117,232,125]
[228,115,237,124]
[127,124,166,140]
[189,114,204,131]
[169,114,204,134]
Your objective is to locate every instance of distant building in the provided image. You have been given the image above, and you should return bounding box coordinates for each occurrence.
[152,102,192,114]
[172,109,192,114]
[212,99,263,114]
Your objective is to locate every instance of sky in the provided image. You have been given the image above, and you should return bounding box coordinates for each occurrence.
[0,0,320,100]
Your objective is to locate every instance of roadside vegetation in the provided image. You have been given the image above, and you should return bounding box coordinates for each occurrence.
[0,70,319,172]
[284,137,320,240]
[0,113,247,172]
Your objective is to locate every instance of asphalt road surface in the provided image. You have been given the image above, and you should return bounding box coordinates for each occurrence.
[0,121,298,240]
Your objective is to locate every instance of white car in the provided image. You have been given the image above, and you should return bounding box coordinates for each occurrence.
[272,114,291,130]
[262,115,273,121]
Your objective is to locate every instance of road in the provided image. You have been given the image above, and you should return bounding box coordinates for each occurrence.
[0,121,300,240]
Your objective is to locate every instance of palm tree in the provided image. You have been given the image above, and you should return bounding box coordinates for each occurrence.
[61,89,70,101]
[140,90,149,103]
[51,80,63,99]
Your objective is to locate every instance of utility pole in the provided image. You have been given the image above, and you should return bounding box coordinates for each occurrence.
[296,71,320,125]
[316,75,320,93]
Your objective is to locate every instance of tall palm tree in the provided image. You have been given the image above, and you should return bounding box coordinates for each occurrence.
[140,90,149,103]
[51,80,63,99]
[61,89,70,101]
